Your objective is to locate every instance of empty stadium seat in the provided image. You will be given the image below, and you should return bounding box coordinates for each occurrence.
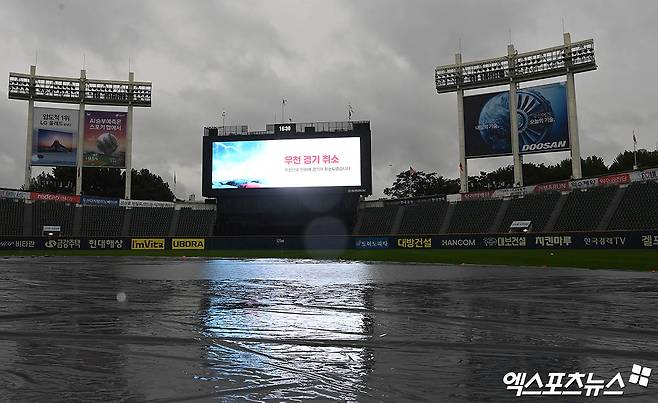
[609,181,658,230]
[176,208,216,236]
[31,201,75,236]
[447,199,502,234]
[80,206,125,237]
[129,207,174,236]
[498,192,561,233]
[398,202,448,235]
[0,198,24,235]
[554,186,617,231]
[356,205,399,235]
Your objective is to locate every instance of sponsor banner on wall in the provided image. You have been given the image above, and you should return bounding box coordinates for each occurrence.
[31,107,79,167]
[81,195,120,207]
[493,187,528,199]
[570,178,598,190]
[640,168,658,182]
[86,238,128,250]
[83,111,128,167]
[44,238,82,249]
[532,180,571,193]
[355,237,392,249]
[464,82,569,158]
[396,237,433,249]
[0,190,29,200]
[462,190,495,200]
[171,238,205,250]
[31,192,81,204]
[0,238,39,250]
[131,238,165,250]
[598,173,631,186]
[119,199,175,208]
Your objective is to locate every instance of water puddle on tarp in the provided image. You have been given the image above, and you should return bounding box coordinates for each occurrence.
[0,256,657,401]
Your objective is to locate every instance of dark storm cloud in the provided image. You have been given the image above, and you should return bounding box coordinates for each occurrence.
[1,0,657,198]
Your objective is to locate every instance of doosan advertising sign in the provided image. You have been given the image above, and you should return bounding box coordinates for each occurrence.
[464,82,569,158]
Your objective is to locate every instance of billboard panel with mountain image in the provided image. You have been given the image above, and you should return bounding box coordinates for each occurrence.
[31,107,78,167]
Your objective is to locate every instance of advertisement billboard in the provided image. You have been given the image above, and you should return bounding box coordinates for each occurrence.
[83,111,127,167]
[31,107,78,166]
[211,137,361,189]
[203,123,372,196]
[464,82,569,158]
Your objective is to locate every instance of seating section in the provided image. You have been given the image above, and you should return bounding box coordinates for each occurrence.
[554,187,617,231]
[176,208,216,236]
[32,201,75,236]
[609,181,658,230]
[0,199,24,235]
[129,207,174,236]
[498,192,561,233]
[80,206,125,237]
[398,202,448,234]
[2,179,658,238]
[356,205,399,235]
[447,199,502,234]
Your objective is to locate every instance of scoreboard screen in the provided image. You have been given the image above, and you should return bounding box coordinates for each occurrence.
[202,122,371,196]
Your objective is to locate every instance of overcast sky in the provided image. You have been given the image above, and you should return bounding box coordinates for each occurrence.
[1,0,657,199]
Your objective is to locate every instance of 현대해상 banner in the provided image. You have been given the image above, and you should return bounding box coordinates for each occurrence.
[31,107,79,167]
[83,111,127,167]
[211,137,362,189]
[464,82,569,158]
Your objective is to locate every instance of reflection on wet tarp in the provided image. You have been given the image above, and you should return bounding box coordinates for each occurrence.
[0,257,657,401]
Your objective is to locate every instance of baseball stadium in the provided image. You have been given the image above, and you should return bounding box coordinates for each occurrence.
[1,25,657,402]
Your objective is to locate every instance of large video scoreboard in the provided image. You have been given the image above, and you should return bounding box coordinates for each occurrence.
[202,122,372,197]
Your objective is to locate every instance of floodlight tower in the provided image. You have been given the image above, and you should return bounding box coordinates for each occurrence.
[8,67,152,198]
[435,33,597,192]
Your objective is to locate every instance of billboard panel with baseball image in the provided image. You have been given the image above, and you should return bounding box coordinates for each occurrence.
[83,111,127,167]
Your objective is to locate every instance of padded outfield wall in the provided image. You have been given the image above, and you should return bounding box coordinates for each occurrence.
[1,231,657,251]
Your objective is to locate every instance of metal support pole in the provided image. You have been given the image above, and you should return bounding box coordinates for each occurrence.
[75,69,86,195]
[508,44,523,187]
[456,53,468,193]
[125,72,134,199]
[24,65,36,190]
[564,32,582,179]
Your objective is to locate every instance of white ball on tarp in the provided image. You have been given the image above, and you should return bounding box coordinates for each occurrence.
[97,132,118,155]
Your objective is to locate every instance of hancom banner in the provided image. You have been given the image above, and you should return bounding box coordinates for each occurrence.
[83,111,127,167]
[464,82,569,158]
[32,107,79,167]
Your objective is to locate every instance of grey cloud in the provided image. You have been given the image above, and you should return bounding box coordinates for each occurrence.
[1,0,657,198]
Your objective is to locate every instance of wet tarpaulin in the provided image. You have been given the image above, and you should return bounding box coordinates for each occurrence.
[0,257,657,401]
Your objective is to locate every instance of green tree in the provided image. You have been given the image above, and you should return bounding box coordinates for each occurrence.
[30,167,174,201]
[609,150,658,173]
[384,169,459,199]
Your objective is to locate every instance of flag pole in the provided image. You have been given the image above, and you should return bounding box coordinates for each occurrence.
[633,130,638,170]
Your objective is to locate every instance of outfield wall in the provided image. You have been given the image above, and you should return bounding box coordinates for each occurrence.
[1,231,657,251]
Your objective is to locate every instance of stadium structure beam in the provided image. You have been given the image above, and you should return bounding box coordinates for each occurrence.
[435,33,596,189]
[75,69,86,195]
[455,54,468,192]
[508,44,523,187]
